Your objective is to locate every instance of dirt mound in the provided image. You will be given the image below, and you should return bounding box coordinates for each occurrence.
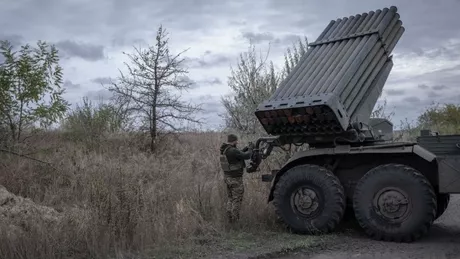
[0,185,61,236]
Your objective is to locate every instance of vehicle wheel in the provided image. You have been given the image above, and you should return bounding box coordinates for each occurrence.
[273,164,346,234]
[353,163,437,242]
[435,193,450,220]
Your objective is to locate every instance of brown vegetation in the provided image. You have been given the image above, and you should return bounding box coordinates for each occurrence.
[0,130,287,259]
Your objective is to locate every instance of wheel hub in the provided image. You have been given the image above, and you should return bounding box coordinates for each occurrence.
[374,187,410,222]
[292,187,319,216]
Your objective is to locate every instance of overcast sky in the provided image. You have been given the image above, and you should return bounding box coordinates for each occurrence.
[1,0,460,130]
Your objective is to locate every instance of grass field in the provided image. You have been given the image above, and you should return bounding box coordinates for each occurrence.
[0,130,319,259]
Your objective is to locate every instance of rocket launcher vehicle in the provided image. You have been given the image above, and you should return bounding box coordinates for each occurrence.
[254,6,404,145]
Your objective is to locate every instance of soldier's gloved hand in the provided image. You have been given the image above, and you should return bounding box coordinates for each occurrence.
[246,162,256,173]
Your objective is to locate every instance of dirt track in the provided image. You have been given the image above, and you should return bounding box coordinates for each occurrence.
[278,194,460,259]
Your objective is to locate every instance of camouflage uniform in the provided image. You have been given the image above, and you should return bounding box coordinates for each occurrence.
[220,134,253,223]
[224,175,244,222]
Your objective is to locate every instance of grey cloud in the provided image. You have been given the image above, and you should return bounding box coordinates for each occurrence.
[197,95,213,101]
[432,85,448,90]
[185,52,232,69]
[410,67,459,90]
[85,89,113,101]
[269,34,308,47]
[1,0,266,55]
[111,37,146,48]
[381,70,460,125]
[427,91,442,98]
[258,10,318,32]
[423,65,460,88]
[267,0,460,54]
[397,43,460,62]
[202,103,223,114]
[55,40,105,61]
[200,77,222,85]
[63,80,81,90]
[402,96,421,103]
[386,89,405,96]
[177,75,198,89]
[241,32,275,43]
[394,82,458,113]
[418,84,429,90]
[389,67,460,101]
[178,76,223,90]
[8,0,246,47]
[278,34,307,45]
[229,20,247,26]
[0,35,24,63]
[91,77,113,85]
[387,90,460,125]
[387,81,458,124]
[423,45,460,60]
[194,95,224,115]
[3,0,459,61]
[0,34,23,47]
[184,94,225,128]
[292,17,320,30]
[240,31,307,49]
[140,1,241,31]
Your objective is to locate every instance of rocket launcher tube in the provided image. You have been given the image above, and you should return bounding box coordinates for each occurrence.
[291,15,359,97]
[254,6,404,146]
[270,20,339,100]
[300,14,367,97]
[279,17,349,99]
[291,15,366,98]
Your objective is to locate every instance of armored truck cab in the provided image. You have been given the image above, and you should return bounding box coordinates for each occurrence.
[248,6,460,243]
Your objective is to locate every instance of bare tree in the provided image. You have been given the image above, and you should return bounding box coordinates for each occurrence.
[108,25,202,152]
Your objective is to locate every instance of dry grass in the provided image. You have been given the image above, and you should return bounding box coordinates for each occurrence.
[0,130,290,259]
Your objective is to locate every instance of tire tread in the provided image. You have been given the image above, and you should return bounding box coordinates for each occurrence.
[273,164,346,234]
[353,163,436,242]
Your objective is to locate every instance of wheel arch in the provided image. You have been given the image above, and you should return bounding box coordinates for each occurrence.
[267,144,439,202]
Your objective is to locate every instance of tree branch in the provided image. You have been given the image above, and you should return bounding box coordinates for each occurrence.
[0,148,56,169]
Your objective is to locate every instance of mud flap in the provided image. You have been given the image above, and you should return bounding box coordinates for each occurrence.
[261,169,279,182]
[437,155,460,193]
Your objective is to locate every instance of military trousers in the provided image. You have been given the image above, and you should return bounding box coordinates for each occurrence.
[224,175,244,222]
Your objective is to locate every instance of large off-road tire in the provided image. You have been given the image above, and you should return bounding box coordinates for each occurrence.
[273,164,346,234]
[435,193,450,220]
[353,163,437,242]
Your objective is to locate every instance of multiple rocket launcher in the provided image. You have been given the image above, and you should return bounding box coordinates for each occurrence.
[255,6,404,140]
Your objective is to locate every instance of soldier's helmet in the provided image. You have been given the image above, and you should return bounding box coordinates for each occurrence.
[227,134,238,143]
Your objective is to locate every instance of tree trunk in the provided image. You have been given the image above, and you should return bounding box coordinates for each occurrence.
[150,104,157,153]
[150,80,159,152]
[150,127,156,152]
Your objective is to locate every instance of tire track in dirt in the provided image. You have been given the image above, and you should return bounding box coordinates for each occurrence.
[278,194,460,259]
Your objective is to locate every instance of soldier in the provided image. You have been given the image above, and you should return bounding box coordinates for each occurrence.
[219,134,253,223]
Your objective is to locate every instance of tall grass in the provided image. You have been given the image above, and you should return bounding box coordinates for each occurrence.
[0,130,282,259]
